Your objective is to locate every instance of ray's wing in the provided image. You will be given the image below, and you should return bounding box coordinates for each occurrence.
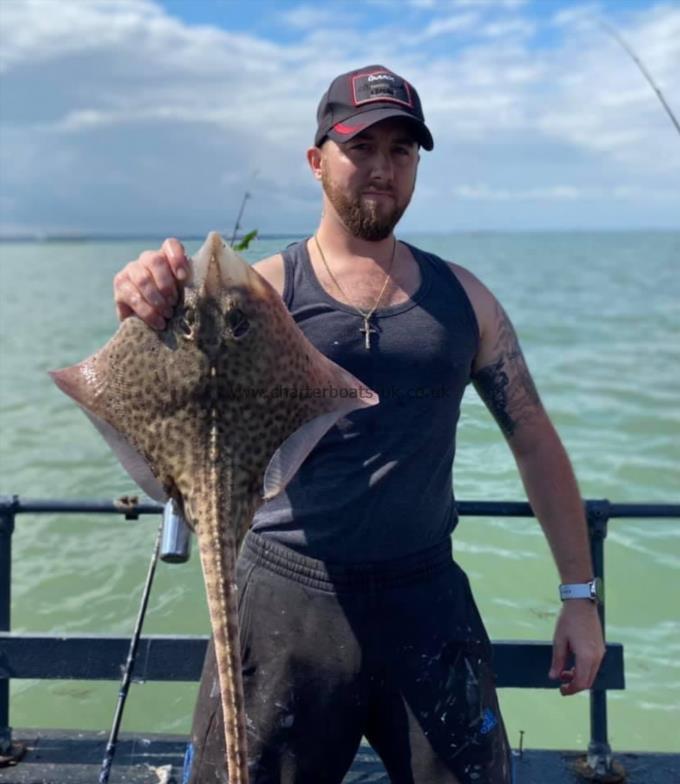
[50,360,168,503]
[49,315,203,504]
[262,353,378,500]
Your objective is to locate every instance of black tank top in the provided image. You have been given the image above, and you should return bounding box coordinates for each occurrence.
[251,238,479,563]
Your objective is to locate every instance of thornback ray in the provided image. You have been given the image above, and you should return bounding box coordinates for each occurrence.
[50,231,378,784]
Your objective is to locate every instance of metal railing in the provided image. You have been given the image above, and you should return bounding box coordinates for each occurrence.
[1,494,678,777]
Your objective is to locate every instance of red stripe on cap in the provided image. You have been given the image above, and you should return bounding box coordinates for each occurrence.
[333,121,368,135]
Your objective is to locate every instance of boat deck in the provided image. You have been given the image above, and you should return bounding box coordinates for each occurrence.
[0,730,677,784]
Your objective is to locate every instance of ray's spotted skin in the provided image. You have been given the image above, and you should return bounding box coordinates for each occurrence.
[50,232,378,784]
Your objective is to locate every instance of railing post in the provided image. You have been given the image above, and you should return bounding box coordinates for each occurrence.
[585,499,614,777]
[0,495,17,754]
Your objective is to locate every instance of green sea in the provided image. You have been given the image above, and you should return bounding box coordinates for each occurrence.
[0,232,678,755]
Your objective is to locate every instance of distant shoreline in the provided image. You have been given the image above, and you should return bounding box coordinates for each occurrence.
[0,228,678,243]
[0,233,306,243]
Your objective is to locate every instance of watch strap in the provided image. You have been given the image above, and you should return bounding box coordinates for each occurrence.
[559,581,597,601]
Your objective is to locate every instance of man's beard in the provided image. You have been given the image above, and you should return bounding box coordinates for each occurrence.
[321,166,412,241]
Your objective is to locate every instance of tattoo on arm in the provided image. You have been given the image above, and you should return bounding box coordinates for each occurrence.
[472,303,541,437]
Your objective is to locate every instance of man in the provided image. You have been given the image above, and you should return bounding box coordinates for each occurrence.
[113,65,605,784]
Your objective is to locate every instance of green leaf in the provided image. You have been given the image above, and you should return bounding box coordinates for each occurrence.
[233,229,258,251]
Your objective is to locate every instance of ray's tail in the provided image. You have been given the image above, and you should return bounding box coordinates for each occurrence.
[193,495,249,784]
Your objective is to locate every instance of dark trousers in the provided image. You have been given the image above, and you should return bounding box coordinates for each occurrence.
[188,532,512,784]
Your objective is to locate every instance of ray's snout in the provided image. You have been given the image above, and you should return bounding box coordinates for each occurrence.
[202,251,225,300]
[194,232,251,297]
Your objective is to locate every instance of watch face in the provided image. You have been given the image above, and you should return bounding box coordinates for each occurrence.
[559,579,604,603]
[591,577,604,604]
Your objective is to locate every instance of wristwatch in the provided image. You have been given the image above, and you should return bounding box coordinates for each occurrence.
[559,578,603,605]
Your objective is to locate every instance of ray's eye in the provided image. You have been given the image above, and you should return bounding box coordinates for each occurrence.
[227,308,249,339]
[178,308,195,338]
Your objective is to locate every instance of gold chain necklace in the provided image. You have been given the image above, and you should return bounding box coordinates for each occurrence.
[314,234,397,349]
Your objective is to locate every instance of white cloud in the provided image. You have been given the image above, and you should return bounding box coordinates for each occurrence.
[454,0,528,8]
[1,0,160,71]
[452,184,669,201]
[0,0,678,235]
[415,12,480,40]
[279,4,356,30]
[479,18,535,39]
[455,184,581,201]
[551,3,603,31]
[0,0,286,74]
[537,7,680,165]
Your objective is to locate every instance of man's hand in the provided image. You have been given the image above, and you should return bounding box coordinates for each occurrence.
[549,600,606,696]
[113,238,190,329]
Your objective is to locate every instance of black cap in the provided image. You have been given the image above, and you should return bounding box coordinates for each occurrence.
[315,64,434,151]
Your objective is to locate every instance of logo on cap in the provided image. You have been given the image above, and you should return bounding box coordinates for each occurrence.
[352,70,413,108]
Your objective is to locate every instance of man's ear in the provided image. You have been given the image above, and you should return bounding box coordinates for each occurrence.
[307,146,323,181]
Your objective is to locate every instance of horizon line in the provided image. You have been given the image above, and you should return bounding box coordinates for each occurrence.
[1,227,679,243]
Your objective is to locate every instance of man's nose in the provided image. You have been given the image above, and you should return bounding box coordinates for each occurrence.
[370,148,394,181]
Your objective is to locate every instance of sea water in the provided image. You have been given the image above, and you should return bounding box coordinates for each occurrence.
[0,231,678,752]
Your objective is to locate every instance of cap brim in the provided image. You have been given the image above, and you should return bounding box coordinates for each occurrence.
[322,107,434,151]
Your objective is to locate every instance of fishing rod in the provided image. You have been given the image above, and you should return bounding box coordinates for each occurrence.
[601,20,680,137]
[98,519,163,783]
[229,169,259,247]
[229,190,251,247]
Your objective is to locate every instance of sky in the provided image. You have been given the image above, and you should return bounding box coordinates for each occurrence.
[0,0,678,237]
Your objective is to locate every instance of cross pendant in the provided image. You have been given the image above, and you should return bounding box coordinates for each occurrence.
[360,318,378,350]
